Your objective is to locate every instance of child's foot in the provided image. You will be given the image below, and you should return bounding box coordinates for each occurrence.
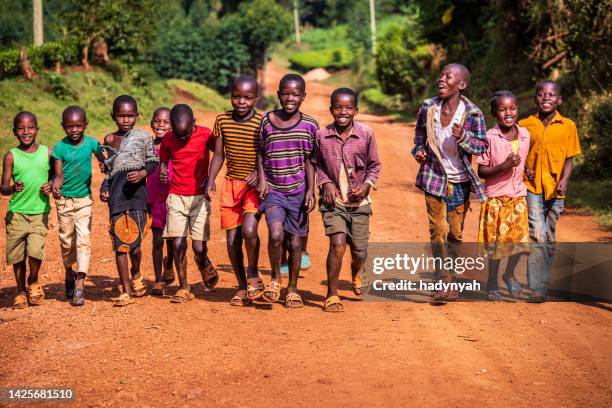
[112,293,134,307]
[284,291,303,308]
[150,281,165,297]
[502,274,522,298]
[198,259,219,289]
[71,287,85,307]
[262,280,282,303]
[26,283,45,306]
[170,288,194,303]
[300,253,311,270]
[131,273,148,298]
[13,292,28,309]
[280,263,289,277]
[246,276,264,300]
[65,271,76,299]
[487,290,501,301]
[323,295,343,312]
[230,289,252,307]
[162,256,175,285]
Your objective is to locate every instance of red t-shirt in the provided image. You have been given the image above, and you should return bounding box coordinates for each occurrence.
[159,125,215,196]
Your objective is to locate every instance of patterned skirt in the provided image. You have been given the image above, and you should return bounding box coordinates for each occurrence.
[478,196,530,259]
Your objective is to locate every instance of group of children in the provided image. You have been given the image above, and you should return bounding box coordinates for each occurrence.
[2,73,380,312]
[413,64,580,304]
[2,63,579,310]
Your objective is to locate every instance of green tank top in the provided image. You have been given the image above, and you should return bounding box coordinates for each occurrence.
[8,145,51,214]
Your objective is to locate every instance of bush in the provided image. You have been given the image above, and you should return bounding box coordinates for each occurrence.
[40,73,77,100]
[578,92,612,178]
[0,40,80,79]
[288,47,352,72]
[301,25,348,50]
[360,87,404,114]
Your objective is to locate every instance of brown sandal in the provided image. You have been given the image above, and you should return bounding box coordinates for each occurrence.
[323,295,343,312]
[199,260,219,289]
[170,289,194,303]
[284,292,304,308]
[112,293,135,307]
[230,289,252,307]
[26,283,45,306]
[13,292,28,309]
[131,274,148,298]
[262,281,281,303]
[246,277,264,300]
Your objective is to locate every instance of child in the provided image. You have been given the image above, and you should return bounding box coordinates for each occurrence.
[1,111,53,308]
[159,104,218,303]
[146,107,175,296]
[205,75,263,306]
[51,105,105,306]
[101,95,159,307]
[476,91,530,301]
[257,73,318,308]
[313,88,381,312]
[411,63,488,305]
[518,80,581,303]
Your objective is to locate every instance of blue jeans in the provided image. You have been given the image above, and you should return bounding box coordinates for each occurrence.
[526,191,564,293]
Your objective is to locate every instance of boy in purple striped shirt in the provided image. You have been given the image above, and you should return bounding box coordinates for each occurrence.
[257,73,318,308]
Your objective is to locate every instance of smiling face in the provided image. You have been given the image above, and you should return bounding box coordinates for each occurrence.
[437,65,467,100]
[493,96,518,129]
[278,80,305,114]
[151,109,171,139]
[331,93,358,128]
[231,80,258,118]
[112,102,138,133]
[62,110,87,143]
[535,82,562,114]
[13,114,38,147]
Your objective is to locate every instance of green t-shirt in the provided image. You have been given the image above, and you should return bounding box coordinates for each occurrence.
[51,135,102,198]
[8,145,51,214]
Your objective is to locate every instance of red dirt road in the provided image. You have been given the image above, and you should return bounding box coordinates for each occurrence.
[0,62,610,407]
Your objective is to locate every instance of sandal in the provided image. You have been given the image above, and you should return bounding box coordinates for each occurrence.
[112,292,134,307]
[150,281,165,297]
[430,290,448,306]
[13,292,28,309]
[487,290,502,301]
[352,272,369,296]
[71,287,85,307]
[162,256,175,285]
[199,260,219,289]
[262,281,281,303]
[26,283,45,306]
[502,274,523,298]
[170,289,194,303]
[131,274,148,298]
[284,292,304,308]
[246,277,264,300]
[323,295,343,312]
[230,289,252,307]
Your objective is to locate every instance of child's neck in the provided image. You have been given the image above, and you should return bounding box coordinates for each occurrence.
[441,92,461,111]
[334,121,353,140]
[276,109,300,121]
[67,135,85,146]
[499,123,518,140]
[114,128,133,137]
[537,110,556,126]
[18,142,38,153]
[233,108,255,122]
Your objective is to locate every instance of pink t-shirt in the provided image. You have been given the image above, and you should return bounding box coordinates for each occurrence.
[147,145,172,204]
[475,124,530,198]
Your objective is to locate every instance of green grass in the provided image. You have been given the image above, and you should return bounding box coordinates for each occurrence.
[288,47,353,72]
[566,176,612,230]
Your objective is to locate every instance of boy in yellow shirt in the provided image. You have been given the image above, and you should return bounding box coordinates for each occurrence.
[518,80,581,302]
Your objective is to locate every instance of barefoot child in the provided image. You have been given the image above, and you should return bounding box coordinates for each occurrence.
[476,91,530,301]
[159,104,219,303]
[313,88,381,312]
[1,112,53,309]
[518,80,581,303]
[411,64,488,305]
[146,107,175,296]
[206,75,263,306]
[51,106,105,306]
[257,73,317,308]
[101,95,159,306]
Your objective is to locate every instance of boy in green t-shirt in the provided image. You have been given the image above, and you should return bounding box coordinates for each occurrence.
[1,111,53,309]
[51,106,105,306]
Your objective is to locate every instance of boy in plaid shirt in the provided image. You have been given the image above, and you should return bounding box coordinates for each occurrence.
[411,63,488,305]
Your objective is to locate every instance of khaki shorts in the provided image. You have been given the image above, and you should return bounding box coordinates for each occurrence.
[56,196,93,273]
[320,203,371,251]
[163,193,211,241]
[5,212,49,265]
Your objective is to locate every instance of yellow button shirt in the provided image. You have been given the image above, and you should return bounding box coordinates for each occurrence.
[518,112,581,200]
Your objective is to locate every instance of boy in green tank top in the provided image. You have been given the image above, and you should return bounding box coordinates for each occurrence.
[1,111,54,309]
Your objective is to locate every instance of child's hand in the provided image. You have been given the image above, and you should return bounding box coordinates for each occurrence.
[256,179,268,200]
[556,179,569,196]
[451,123,464,139]
[349,183,371,203]
[127,169,147,184]
[306,189,316,213]
[100,191,109,202]
[52,182,62,199]
[204,180,216,201]
[415,150,428,164]
[13,180,24,192]
[524,167,535,181]
[503,153,521,169]
[244,170,258,188]
[322,182,338,208]
[98,161,107,173]
[40,182,52,195]
[159,168,168,184]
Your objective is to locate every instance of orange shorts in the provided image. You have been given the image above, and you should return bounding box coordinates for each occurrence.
[220,177,259,229]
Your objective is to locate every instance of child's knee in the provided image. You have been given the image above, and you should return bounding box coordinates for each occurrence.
[330,242,347,257]
[269,229,284,245]
[351,248,367,263]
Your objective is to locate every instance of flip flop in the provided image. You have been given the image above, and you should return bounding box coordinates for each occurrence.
[13,292,28,309]
[246,276,264,300]
[487,290,502,301]
[131,274,148,298]
[284,292,304,308]
[150,281,165,297]
[170,289,194,304]
[199,260,219,289]
[230,289,252,307]
[352,272,369,296]
[262,281,281,303]
[300,253,311,270]
[162,256,175,285]
[112,293,135,307]
[502,274,523,298]
[26,283,45,306]
[323,295,343,312]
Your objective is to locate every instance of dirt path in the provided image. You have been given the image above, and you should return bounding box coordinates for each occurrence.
[0,62,610,407]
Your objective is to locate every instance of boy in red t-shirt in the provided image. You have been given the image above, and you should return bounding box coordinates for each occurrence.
[159,104,218,303]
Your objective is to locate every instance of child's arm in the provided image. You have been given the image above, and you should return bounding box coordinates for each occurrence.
[205,136,225,201]
[0,152,20,196]
[454,112,488,155]
[94,141,106,173]
[40,149,53,196]
[312,139,338,208]
[364,132,382,188]
[305,158,315,213]
[255,153,267,199]
[412,104,428,163]
[478,154,521,178]
[556,158,574,196]
[51,158,64,198]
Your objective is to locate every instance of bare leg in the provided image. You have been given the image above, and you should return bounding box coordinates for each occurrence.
[13,260,27,293]
[152,228,164,282]
[227,227,246,290]
[129,246,142,279]
[267,221,284,283]
[242,212,260,279]
[286,234,302,294]
[115,252,132,295]
[172,237,189,291]
[326,233,347,299]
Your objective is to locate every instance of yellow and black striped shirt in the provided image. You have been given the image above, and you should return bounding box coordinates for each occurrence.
[213,111,262,179]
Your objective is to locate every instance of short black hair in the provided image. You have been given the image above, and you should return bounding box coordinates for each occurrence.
[490,90,516,114]
[535,80,561,95]
[279,73,305,92]
[13,111,37,128]
[62,105,87,122]
[152,107,170,119]
[170,104,194,125]
[232,75,258,93]
[113,95,138,114]
[444,63,471,88]
[330,87,359,106]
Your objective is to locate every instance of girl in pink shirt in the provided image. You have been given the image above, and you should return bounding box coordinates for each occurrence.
[476,91,530,301]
